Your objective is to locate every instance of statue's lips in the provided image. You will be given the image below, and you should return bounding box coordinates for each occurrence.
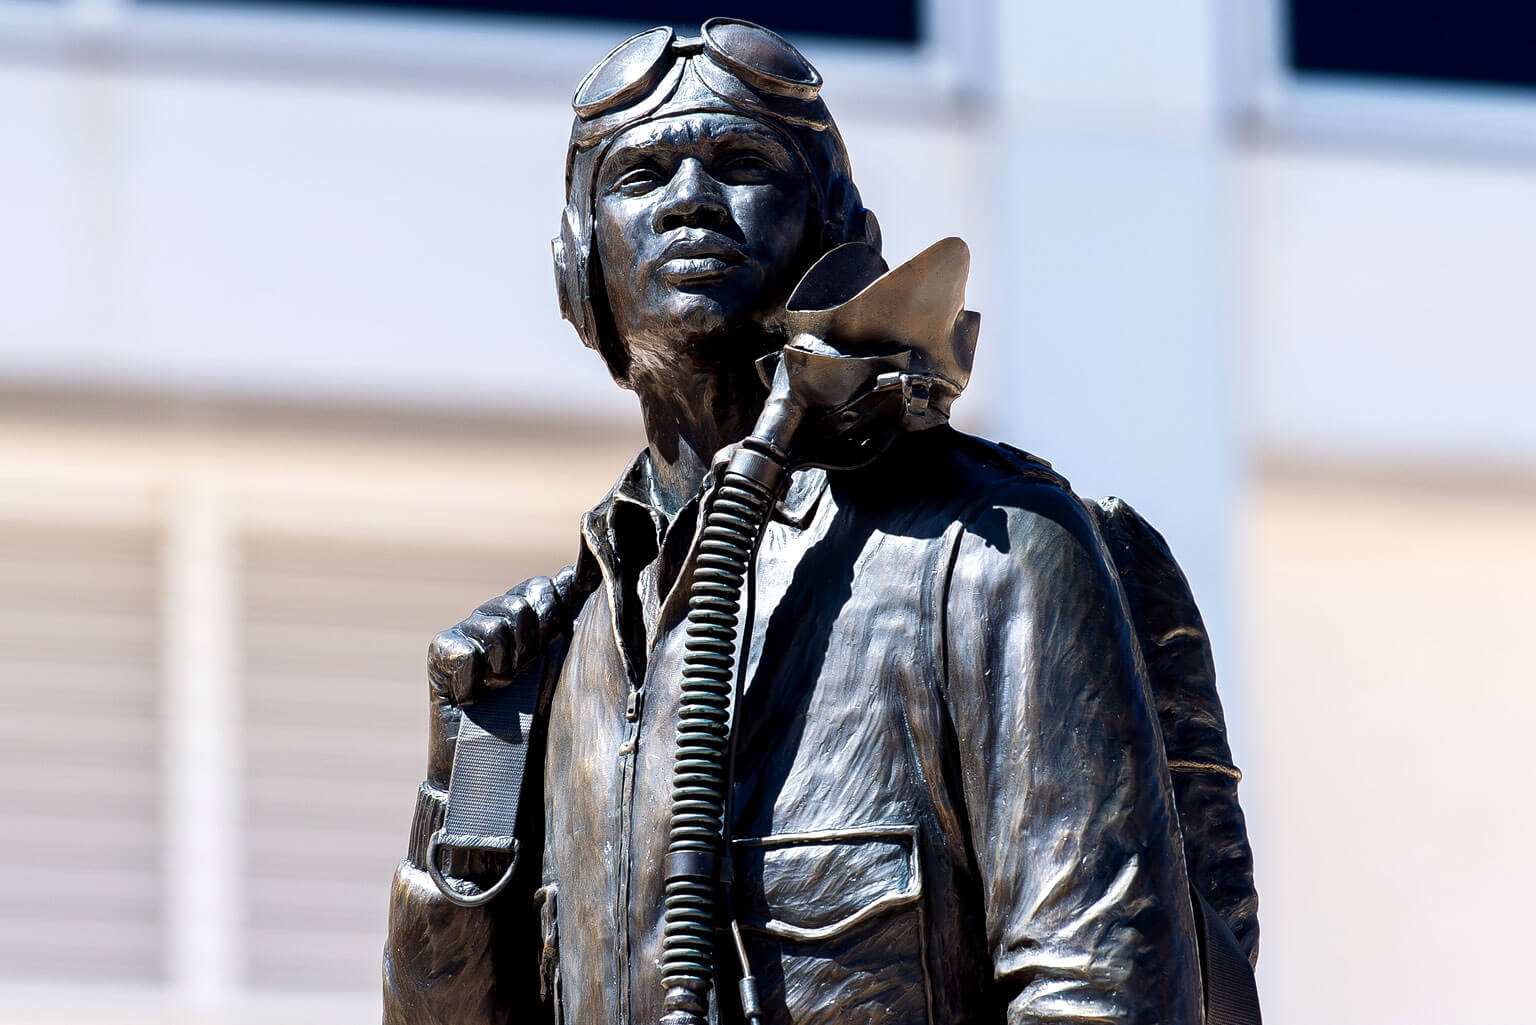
[655,235,748,282]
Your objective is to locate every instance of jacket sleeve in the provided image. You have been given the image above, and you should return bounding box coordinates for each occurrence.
[940,481,1202,1025]
[382,569,587,1025]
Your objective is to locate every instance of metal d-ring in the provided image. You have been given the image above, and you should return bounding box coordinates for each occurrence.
[426,829,518,908]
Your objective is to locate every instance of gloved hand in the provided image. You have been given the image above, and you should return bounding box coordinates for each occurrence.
[427,564,590,707]
[390,567,588,1025]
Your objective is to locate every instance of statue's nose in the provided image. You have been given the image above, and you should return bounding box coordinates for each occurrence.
[654,158,730,232]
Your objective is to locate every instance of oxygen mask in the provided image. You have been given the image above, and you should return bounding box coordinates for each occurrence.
[742,236,980,482]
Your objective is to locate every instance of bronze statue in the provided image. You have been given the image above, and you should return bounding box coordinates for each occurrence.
[384,19,1258,1025]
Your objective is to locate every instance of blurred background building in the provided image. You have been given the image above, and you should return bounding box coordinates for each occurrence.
[2,1,1534,1023]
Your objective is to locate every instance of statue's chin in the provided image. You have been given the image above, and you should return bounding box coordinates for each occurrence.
[663,291,734,340]
[609,269,796,390]
[620,312,782,395]
[645,287,781,356]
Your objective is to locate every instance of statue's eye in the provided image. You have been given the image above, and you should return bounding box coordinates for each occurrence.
[720,154,776,180]
[612,166,664,194]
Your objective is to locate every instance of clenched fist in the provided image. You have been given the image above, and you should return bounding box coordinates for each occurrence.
[427,563,591,707]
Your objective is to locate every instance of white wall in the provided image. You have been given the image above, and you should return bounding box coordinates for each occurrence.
[1244,470,1536,1025]
[1239,144,1536,467]
[990,0,1240,739]
[8,13,1535,569]
[0,53,995,425]
[1,59,629,417]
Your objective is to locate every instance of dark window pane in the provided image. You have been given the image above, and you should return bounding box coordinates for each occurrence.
[1289,0,1536,91]
[149,0,921,43]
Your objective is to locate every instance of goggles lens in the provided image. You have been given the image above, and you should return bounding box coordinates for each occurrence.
[571,18,822,121]
[572,26,675,120]
[701,17,822,101]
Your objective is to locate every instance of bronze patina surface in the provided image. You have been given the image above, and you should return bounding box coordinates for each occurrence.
[384,19,1256,1025]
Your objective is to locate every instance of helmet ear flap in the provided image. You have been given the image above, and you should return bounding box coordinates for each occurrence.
[857,207,882,251]
[552,234,574,325]
[553,210,595,347]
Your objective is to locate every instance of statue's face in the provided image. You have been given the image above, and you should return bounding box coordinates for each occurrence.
[593,112,813,372]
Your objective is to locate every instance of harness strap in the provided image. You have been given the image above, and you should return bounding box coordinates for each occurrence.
[1192,889,1263,1025]
[428,675,540,907]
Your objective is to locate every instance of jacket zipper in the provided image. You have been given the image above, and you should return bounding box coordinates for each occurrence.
[584,516,643,1025]
[615,683,641,1025]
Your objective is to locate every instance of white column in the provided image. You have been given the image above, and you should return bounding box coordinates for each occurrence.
[161,481,241,1011]
[986,2,1245,741]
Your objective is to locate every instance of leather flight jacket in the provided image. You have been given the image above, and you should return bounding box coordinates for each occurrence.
[386,426,1228,1025]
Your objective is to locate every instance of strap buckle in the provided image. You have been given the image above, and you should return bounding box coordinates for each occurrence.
[425,665,543,907]
[427,830,519,908]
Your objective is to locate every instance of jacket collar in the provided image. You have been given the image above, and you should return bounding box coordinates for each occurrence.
[580,447,828,556]
[574,448,828,682]
[775,463,829,528]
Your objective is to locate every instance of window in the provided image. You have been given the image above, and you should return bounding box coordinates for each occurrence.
[1288,0,1536,92]
[142,0,922,44]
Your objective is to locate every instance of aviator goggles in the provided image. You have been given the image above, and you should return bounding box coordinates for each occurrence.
[572,17,823,120]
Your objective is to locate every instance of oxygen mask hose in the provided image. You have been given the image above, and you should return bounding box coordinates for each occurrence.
[658,363,805,1025]
[657,237,977,1025]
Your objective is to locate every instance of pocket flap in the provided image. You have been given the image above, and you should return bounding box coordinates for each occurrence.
[733,824,922,942]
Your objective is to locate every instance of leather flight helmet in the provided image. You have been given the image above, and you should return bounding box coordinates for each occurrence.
[552,18,882,382]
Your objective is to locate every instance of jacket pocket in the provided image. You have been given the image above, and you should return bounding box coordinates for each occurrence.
[732,825,931,1025]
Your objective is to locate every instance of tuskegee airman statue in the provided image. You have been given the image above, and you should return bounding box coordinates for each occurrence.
[383,18,1259,1025]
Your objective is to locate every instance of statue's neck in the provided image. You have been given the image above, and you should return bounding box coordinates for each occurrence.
[629,360,767,521]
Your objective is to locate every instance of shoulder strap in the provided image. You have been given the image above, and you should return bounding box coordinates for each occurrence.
[427,561,598,902]
[1192,888,1263,1025]
[945,433,1074,490]
[430,628,574,906]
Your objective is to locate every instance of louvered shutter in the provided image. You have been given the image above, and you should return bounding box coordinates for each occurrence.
[0,522,164,982]
[240,534,541,990]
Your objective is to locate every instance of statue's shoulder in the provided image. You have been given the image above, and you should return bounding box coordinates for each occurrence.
[838,427,1093,554]
[908,426,1075,506]
[907,428,1115,564]
[940,429,1069,488]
